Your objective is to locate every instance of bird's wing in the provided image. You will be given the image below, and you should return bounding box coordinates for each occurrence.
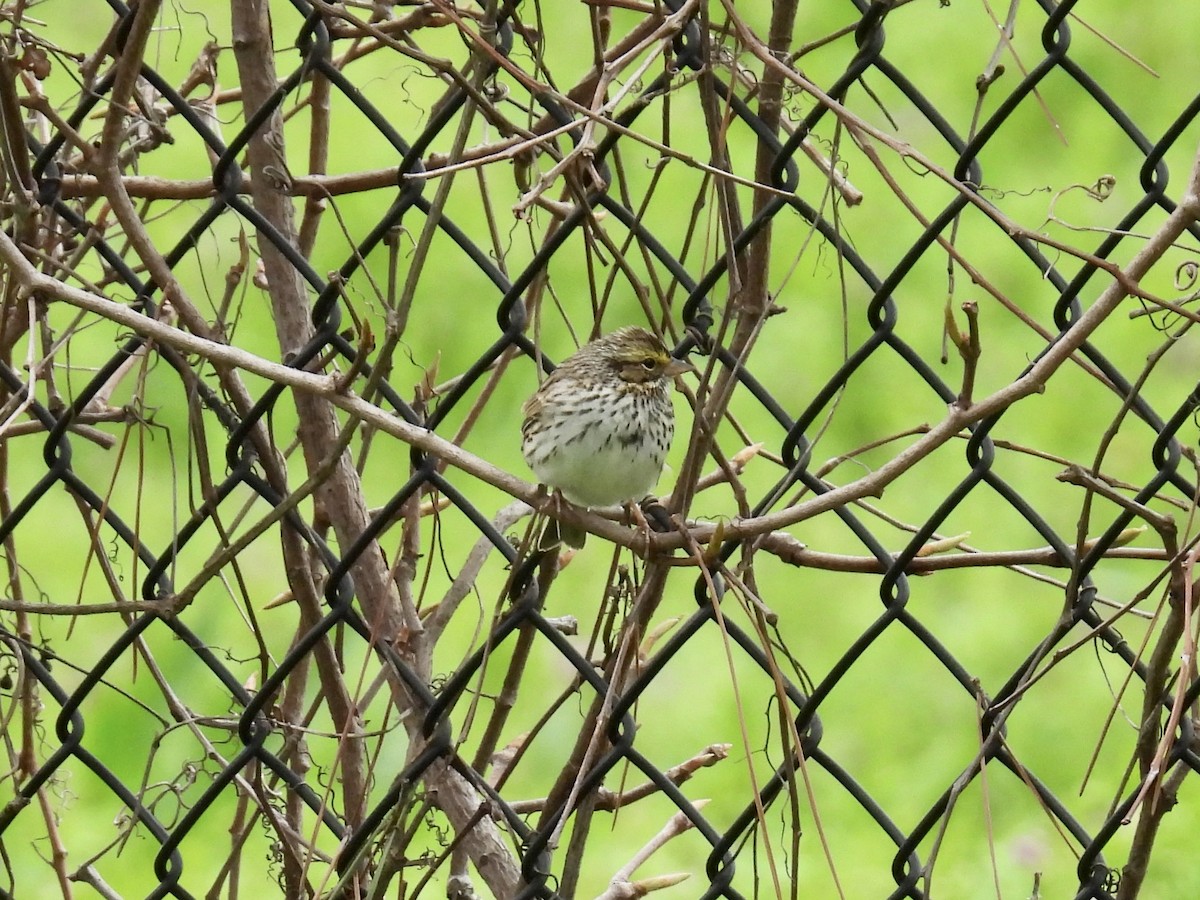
[521,369,560,437]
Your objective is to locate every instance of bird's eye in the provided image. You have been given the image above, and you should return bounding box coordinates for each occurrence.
[641,357,657,370]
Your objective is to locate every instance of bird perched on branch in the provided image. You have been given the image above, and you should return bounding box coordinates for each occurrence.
[521,326,692,547]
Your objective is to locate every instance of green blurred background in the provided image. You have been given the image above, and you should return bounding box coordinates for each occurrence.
[6,1,1200,897]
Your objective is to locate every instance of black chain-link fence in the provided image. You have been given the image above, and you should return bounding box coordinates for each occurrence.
[2,0,1200,897]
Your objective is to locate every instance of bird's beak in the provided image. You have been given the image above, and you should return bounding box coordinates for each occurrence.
[665,357,696,378]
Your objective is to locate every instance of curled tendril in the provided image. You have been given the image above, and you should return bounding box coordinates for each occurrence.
[1174,259,1199,292]
[1087,174,1117,201]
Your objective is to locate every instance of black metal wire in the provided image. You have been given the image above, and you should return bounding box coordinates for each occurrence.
[2,1,1198,898]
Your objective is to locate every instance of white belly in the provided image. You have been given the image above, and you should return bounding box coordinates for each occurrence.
[530,440,665,507]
